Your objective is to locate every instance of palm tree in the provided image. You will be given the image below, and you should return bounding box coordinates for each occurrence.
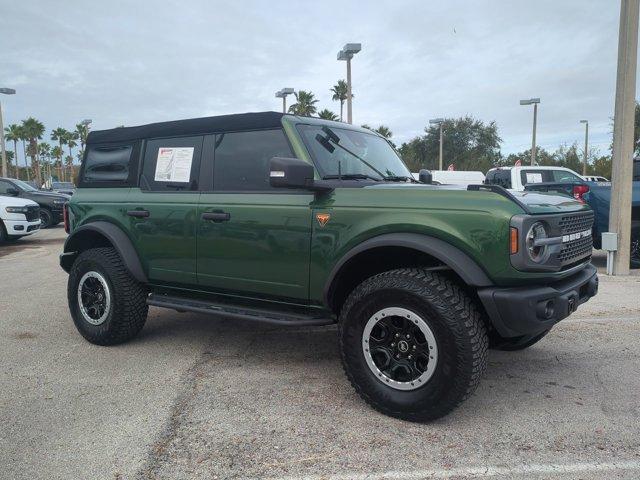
[75,123,89,157]
[64,131,78,181]
[51,127,69,181]
[51,145,64,181]
[38,142,52,185]
[288,90,318,116]
[21,117,45,186]
[64,155,74,183]
[375,125,393,139]
[331,80,349,122]
[5,124,22,178]
[318,109,339,121]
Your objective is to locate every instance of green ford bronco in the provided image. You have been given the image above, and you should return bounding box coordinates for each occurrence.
[61,112,598,421]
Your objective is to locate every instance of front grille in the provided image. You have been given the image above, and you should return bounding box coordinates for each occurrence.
[25,206,40,222]
[559,235,592,264]
[557,211,594,268]
[558,211,594,235]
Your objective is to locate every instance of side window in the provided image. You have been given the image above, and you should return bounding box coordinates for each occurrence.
[552,170,582,183]
[141,136,203,191]
[213,129,293,191]
[0,179,14,194]
[83,144,133,183]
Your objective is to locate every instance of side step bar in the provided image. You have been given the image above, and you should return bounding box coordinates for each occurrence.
[147,293,335,327]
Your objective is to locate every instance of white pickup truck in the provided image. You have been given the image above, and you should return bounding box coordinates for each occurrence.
[0,195,41,242]
[484,166,585,191]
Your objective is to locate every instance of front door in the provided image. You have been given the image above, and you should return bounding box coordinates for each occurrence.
[126,135,204,286]
[197,129,314,302]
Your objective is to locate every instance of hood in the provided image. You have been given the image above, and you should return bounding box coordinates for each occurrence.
[0,196,39,207]
[510,190,591,214]
[29,190,71,201]
[361,182,590,214]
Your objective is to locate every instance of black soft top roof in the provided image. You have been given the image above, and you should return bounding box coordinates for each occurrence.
[87,111,284,144]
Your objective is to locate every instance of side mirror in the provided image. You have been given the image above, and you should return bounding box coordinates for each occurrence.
[269,157,315,189]
[418,169,432,184]
[6,187,19,196]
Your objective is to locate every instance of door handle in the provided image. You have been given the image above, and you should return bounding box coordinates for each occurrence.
[201,212,231,222]
[127,209,150,218]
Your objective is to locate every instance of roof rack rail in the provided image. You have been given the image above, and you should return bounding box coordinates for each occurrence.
[467,184,532,214]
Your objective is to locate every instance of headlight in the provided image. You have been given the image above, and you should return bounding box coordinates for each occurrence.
[53,199,66,205]
[5,206,29,214]
[525,222,550,263]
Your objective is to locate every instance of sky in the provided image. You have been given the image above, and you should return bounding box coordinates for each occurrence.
[0,0,633,159]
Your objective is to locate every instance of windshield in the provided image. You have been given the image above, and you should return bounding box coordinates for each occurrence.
[298,125,411,180]
[13,179,38,192]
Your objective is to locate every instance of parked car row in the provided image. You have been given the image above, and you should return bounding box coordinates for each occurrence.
[0,177,73,242]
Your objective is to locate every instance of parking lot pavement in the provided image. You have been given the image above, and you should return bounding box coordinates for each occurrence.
[1,228,639,480]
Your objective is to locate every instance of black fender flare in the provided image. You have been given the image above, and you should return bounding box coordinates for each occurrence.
[323,233,494,308]
[60,221,147,283]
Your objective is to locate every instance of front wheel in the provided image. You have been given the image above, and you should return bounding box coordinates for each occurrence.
[339,269,488,422]
[68,247,148,345]
[39,208,52,228]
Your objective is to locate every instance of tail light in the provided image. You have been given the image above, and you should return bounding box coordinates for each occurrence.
[63,203,70,233]
[572,184,589,203]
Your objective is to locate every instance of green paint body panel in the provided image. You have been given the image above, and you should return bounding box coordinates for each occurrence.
[67,115,593,314]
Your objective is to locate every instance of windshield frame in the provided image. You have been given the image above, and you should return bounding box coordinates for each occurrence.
[295,123,412,181]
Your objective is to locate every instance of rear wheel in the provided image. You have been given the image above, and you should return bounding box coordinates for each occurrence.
[339,269,488,422]
[68,247,148,345]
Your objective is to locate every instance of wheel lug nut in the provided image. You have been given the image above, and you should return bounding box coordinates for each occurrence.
[395,333,400,338]
[396,354,400,359]
[406,334,410,339]
[390,342,395,347]
[408,355,412,360]
[412,345,416,350]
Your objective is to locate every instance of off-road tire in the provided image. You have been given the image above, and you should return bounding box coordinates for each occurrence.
[68,247,148,345]
[490,329,550,351]
[39,208,53,228]
[339,268,488,422]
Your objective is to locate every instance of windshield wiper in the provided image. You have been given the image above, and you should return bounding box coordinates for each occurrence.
[315,126,387,180]
[322,174,381,181]
[383,174,418,183]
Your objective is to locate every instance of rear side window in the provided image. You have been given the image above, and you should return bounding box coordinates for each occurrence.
[141,136,203,191]
[486,170,511,189]
[83,144,133,182]
[213,129,293,191]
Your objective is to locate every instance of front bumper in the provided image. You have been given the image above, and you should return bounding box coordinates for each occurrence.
[4,219,42,236]
[477,263,598,338]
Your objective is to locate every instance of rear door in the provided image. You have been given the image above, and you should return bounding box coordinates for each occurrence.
[197,128,314,302]
[126,135,203,286]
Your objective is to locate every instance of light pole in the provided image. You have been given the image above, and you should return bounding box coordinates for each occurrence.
[275,88,294,113]
[580,120,589,175]
[0,87,16,178]
[429,118,445,170]
[608,0,639,275]
[520,98,541,165]
[337,43,361,124]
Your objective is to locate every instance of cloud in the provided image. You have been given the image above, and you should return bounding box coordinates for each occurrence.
[0,0,627,157]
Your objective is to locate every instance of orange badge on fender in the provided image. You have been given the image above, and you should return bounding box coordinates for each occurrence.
[316,213,331,227]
